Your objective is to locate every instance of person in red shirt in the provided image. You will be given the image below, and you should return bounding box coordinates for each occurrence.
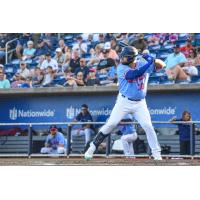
[180,39,194,58]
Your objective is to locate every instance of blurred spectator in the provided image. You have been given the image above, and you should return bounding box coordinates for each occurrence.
[75,71,85,86]
[100,42,119,60]
[37,55,46,68]
[34,39,50,58]
[11,44,23,60]
[42,66,55,86]
[147,34,160,46]
[98,33,105,45]
[41,53,58,72]
[11,74,27,88]
[54,48,66,68]
[75,58,89,81]
[0,70,10,89]
[19,33,32,46]
[41,125,67,154]
[104,33,113,42]
[13,61,30,80]
[71,104,95,145]
[31,67,44,87]
[22,41,36,60]
[111,37,122,53]
[86,34,96,48]
[64,46,71,53]
[31,33,41,46]
[186,48,200,66]
[0,34,10,62]
[180,39,194,58]
[165,45,188,81]
[63,67,77,88]
[130,34,147,52]
[63,52,71,67]
[76,36,88,56]
[169,33,178,43]
[58,38,66,53]
[41,33,57,49]
[86,68,100,86]
[87,44,103,67]
[171,111,195,155]
[69,50,80,73]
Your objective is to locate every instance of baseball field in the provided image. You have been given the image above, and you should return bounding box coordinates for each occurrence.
[0,157,200,166]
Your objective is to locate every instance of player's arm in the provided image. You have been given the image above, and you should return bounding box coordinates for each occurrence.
[125,55,154,80]
[45,136,51,147]
[58,134,65,147]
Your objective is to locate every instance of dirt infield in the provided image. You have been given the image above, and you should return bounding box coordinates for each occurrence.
[0,157,200,166]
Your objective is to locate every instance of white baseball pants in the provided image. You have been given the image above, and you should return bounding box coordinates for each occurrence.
[121,132,137,156]
[41,147,66,154]
[100,93,161,156]
[71,128,94,144]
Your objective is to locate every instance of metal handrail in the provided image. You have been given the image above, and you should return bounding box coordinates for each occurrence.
[0,121,199,157]
[5,38,18,64]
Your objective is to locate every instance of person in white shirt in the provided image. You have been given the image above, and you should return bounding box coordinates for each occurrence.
[13,61,30,81]
[41,52,58,72]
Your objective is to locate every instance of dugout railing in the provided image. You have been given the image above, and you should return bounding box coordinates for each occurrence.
[0,121,199,158]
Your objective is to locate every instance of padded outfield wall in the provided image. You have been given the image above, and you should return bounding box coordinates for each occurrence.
[0,84,200,129]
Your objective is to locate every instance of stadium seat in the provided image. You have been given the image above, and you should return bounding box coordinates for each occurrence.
[148,45,161,51]
[175,80,190,84]
[148,76,160,85]
[190,75,200,83]
[178,33,188,41]
[159,75,175,85]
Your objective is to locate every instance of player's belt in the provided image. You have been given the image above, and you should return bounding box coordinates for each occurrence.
[121,95,141,102]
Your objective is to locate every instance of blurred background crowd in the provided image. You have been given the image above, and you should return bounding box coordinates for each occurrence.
[0,33,200,89]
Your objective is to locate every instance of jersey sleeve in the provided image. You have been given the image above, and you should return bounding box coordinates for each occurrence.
[45,135,51,145]
[58,133,65,145]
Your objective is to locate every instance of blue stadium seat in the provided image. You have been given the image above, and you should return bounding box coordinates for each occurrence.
[175,40,187,47]
[82,53,91,59]
[159,75,175,85]
[148,76,160,85]
[178,33,188,41]
[175,80,190,84]
[190,75,200,83]
[148,45,161,51]
[162,43,174,50]
[52,76,66,86]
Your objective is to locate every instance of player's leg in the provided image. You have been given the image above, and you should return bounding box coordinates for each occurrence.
[40,147,52,154]
[85,95,128,160]
[123,133,137,156]
[57,147,66,154]
[121,135,131,156]
[133,100,162,160]
[84,128,94,144]
[128,142,134,156]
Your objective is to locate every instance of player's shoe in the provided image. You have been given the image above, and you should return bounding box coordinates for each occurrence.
[84,143,96,161]
[154,156,162,160]
[153,154,162,160]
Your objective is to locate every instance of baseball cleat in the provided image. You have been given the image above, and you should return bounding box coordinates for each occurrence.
[153,155,162,160]
[84,143,96,161]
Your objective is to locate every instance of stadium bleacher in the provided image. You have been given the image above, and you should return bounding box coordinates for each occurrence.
[0,33,200,89]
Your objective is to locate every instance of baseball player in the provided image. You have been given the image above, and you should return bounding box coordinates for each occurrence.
[41,125,67,154]
[85,46,162,160]
[118,114,138,157]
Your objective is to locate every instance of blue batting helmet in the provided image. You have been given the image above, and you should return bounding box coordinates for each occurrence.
[120,46,138,64]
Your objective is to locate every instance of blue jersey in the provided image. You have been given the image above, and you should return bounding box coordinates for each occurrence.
[45,132,67,149]
[118,124,136,135]
[117,58,155,100]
